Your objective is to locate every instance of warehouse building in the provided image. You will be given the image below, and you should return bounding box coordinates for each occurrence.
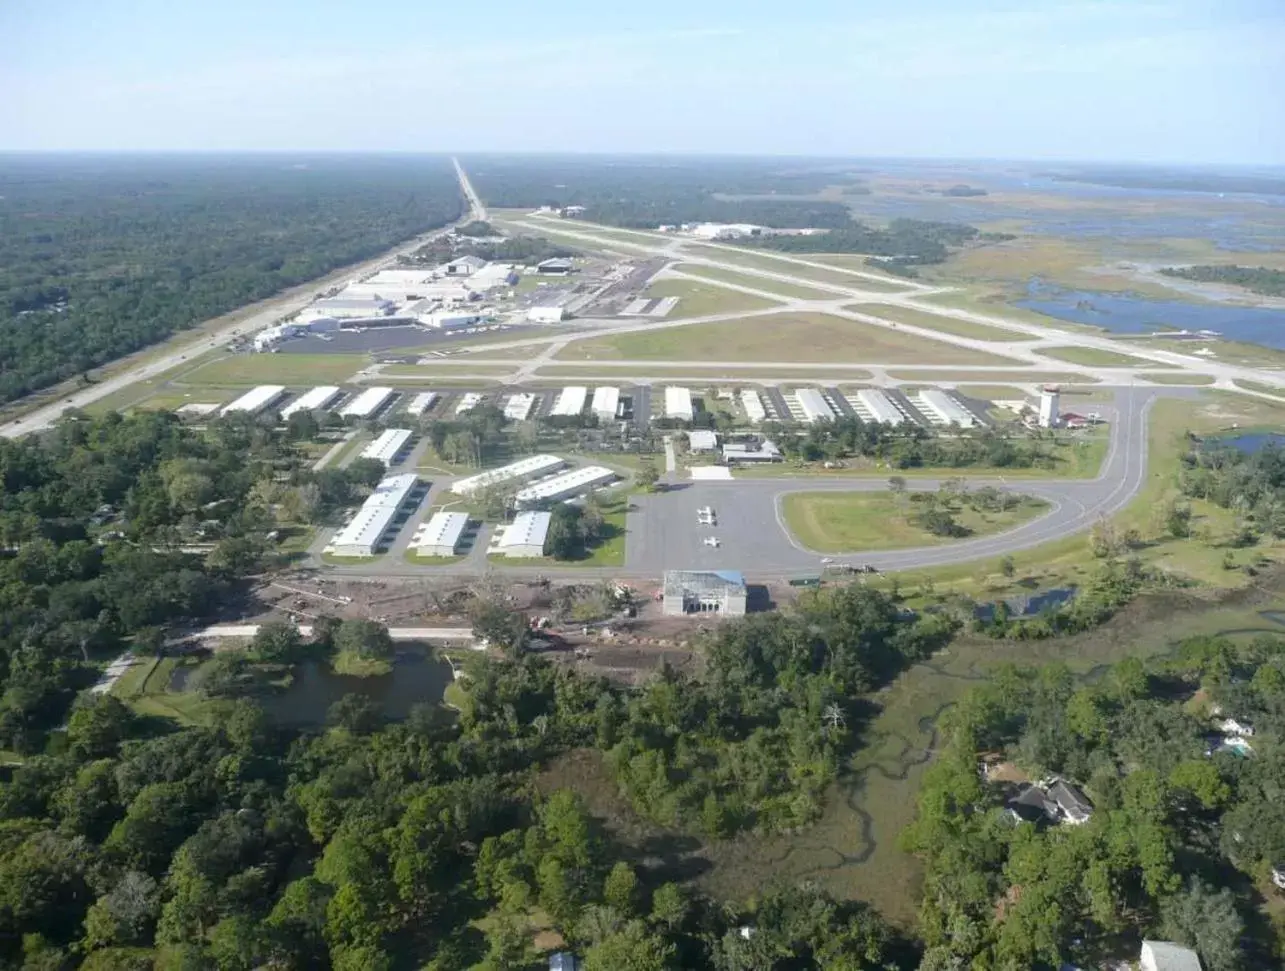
[688,430,719,452]
[444,255,487,276]
[414,511,470,557]
[794,388,835,424]
[536,258,573,275]
[328,473,419,557]
[452,454,566,496]
[664,386,694,422]
[592,386,620,422]
[513,466,616,508]
[856,389,905,425]
[915,389,977,428]
[455,392,484,415]
[528,305,566,324]
[551,386,588,418]
[494,511,552,558]
[405,392,439,417]
[662,570,748,617]
[281,386,342,420]
[723,440,782,464]
[221,385,287,416]
[740,389,767,424]
[361,428,414,466]
[304,296,395,319]
[504,393,537,421]
[340,387,396,419]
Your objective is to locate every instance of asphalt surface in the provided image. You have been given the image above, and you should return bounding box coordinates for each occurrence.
[317,386,1182,581]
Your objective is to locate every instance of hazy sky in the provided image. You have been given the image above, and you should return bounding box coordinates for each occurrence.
[3,0,1281,164]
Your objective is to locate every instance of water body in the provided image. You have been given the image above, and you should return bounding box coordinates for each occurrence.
[1210,433,1285,454]
[1016,280,1285,348]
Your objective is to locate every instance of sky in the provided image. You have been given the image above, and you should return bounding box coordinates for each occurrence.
[2,0,1282,165]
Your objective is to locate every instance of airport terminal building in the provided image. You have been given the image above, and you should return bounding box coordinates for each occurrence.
[662,570,748,617]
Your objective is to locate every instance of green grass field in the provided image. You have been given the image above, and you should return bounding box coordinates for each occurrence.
[1037,345,1161,368]
[683,246,914,292]
[1234,379,1285,398]
[554,313,1024,365]
[886,369,1096,383]
[673,264,840,301]
[643,276,780,317]
[1146,373,1216,385]
[781,491,1050,553]
[846,303,1030,341]
[180,353,368,386]
[533,365,875,380]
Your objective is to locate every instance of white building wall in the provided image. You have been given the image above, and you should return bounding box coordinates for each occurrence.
[664,386,694,421]
[513,466,616,507]
[740,389,766,424]
[361,428,413,466]
[221,385,286,416]
[504,393,537,421]
[856,389,904,425]
[405,392,439,417]
[451,455,566,496]
[918,389,976,428]
[591,386,620,422]
[281,386,342,420]
[794,388,834,423]
[1039,391,1060,428]
[551,386,588,418]
[340,387,395,419]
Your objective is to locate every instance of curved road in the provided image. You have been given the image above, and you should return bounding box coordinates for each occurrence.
[317,386,1181,583]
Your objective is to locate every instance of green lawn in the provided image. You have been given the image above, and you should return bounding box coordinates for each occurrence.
[1037,345,1160,368]
[180,353,368,386]
[781,491,1050,553]
[846,303,1031,341]
[1146,373,1216,385]
[673,264,840,301]
[886,369,1096,384]
[554,313,1024,365]
[643,276,780,317]
[683,246,914,292]
[488,493,629,567]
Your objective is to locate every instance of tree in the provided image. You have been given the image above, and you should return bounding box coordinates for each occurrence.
[83,872,160,950]
[67,695,133,760]
[636,461,660,492]
[602,861,638,915]
[326,695,383,735]
[999,555,1016,579]
[1160,877,1245,971]
[582,919,676,971]
[888,475,907,496]
[250,619,304,662]
[332,619,394,664]
[345,458,386,489]
[470,600,530,660]
[649,882,689,931]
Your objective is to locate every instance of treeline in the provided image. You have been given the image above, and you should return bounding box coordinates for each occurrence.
[1161,264,1285,297]
[904,636,1285,969]
[0,154,464,404]
[764,415,1071,470]
[465,155,856,229]
[1048,166,1285,197]
[1179,437,1285,542]
[740,217,985,271]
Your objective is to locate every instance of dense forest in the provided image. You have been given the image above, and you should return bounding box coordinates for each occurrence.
[905,638,1285,969]
[0,155,464,405]
[1161,264,1285,297]
[465,155,857,229]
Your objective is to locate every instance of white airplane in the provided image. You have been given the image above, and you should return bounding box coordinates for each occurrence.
[703,536,720,548]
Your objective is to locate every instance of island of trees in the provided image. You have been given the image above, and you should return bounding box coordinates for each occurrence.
[1160,264,1285,298]
[0,155,465,405]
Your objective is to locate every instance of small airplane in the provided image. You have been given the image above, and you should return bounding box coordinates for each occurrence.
[702,536,720,548]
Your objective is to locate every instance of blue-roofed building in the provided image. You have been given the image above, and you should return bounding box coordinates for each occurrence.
[662,570,748,617]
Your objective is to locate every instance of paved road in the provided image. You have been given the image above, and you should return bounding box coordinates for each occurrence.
[314,386,1181,581]
[2,158,485,439]
[195,623,476,641]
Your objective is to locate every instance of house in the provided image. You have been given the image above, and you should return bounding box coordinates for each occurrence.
[1140,940,1203,971]
[1271,864,1285,890]
[536,257,573,275]
[548,953,579,971]
[1218,717,1255,737]
[444,255,487,277]
[1004,785,1059,825]
[1047,780,1094,824]
[687,429,719,452]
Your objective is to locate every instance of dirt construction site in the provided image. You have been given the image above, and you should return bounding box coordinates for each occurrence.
[240,574,804,684]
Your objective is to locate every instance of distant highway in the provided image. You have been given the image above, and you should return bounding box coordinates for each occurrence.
[1,157,486,439]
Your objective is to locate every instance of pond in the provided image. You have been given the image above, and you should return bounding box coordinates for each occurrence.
[270,647,455,725]
[1017,279,1285,348]
[170,645,457,726]
[1209,432,1285,454]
